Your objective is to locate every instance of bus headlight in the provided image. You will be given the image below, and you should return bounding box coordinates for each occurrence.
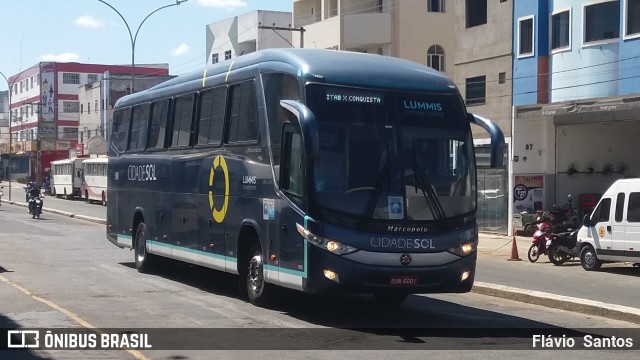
[296,223,358,255]
[448,241,478,257]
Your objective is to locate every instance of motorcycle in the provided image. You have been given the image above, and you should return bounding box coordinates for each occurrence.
[527,217,552,263]
[522,194,579,235]
[28,195,43,219]
[547,229,580,266]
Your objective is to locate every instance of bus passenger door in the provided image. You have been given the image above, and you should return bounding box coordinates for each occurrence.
[276,127,307,290]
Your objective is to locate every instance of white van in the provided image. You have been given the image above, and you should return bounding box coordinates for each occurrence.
[577,178,640,270]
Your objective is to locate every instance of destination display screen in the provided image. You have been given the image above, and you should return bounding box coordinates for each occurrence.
[324,89,384,105]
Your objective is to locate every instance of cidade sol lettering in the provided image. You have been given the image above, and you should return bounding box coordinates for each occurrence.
[370,237,435,249]
[128,164,157,182]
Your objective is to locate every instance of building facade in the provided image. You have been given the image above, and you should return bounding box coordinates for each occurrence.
[512,0,640,220]
[4,62,168,183]
[292,0,456,78]
[454,0,514,233]
[206,10,293,65]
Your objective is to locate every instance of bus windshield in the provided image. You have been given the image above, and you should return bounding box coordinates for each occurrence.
[305,84,476,224]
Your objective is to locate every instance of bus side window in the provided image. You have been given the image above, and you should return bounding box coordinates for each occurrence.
[227,80,258,143]
[110,107,132,155]
[129,103,150,151]
[148,99,171,150]
[172,94,195,148]
[196,87,226,146]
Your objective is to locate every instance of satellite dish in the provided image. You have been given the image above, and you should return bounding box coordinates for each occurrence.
[86,136,107,155]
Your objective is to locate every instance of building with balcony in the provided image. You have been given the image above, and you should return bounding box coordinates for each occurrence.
[206,10,293,65]
[512,0,640,218]
[5,62,169,183]
[292,1,456,77]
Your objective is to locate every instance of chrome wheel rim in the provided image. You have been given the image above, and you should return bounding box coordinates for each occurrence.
[248,254,264,295]
[583,251,595,268]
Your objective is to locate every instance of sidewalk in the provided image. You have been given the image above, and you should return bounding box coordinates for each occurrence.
[476,232,640,324]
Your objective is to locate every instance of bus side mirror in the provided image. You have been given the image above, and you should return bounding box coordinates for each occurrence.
[280,100,319,158]
[467,113,505,168]
[583,213,593,227]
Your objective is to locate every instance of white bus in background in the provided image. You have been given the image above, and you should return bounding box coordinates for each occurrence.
[50,158,84,199]
[81,156,108,205]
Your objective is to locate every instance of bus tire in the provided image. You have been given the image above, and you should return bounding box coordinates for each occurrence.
[246,243,272,307]
[101,192,107,206]
[373,292,408,306]
[134,222,155,273]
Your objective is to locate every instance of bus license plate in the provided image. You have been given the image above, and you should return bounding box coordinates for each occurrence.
[390,275,419,286]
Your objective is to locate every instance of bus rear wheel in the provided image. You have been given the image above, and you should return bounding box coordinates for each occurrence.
[134,222,155,273]
[246,243,272,306]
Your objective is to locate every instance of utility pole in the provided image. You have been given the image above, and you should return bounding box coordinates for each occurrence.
[257,24,306,48]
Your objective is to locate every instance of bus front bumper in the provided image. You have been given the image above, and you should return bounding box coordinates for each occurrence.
[303,246,476,294]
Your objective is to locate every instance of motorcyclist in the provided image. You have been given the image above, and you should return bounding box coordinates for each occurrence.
[27,184,41,215]
[25,181,36,201]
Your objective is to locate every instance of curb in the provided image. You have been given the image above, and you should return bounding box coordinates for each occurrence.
[0,199,106,225]
[472,281,640,325]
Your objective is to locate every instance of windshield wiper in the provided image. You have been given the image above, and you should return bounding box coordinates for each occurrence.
[412,145,448,229]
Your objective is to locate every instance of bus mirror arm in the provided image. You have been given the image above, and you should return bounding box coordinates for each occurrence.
[280,100,319,158]
[467,113,505,168]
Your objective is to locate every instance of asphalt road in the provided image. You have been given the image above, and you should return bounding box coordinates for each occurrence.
[1,203,639,359]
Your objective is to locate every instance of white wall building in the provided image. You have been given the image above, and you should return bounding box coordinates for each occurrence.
[206,10,293,64]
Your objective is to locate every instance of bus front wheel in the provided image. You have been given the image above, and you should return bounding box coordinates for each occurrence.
[246,243,272,306]
[134,222,155,273]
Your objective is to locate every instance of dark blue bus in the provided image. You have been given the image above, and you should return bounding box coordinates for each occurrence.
[106,48,504,306]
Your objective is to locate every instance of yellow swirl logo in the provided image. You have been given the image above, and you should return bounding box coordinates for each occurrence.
[598,226,605,238]
[208,155,229,223]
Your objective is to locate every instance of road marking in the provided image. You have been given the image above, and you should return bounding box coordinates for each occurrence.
[0,274,150,360]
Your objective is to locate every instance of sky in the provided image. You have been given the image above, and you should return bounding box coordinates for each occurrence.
[0,0,294,91]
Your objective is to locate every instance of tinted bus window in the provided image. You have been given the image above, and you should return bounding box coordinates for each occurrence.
[148,99,171,150]
[129,103,150,151]
[227,81,258,143]
[111,107,131,154]
[172,94,195,148]
[197,87,226,146]
[263,73,300,184]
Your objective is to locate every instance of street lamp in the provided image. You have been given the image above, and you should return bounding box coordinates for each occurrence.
[96,0,188,93]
